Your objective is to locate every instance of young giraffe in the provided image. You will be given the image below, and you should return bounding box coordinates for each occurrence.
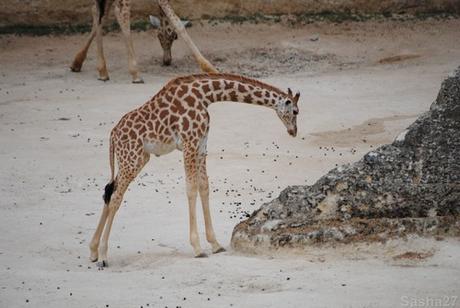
[91,73,300,268]
[70,0,217,83]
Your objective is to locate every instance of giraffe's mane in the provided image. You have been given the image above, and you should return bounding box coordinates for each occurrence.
[164,73,288,97]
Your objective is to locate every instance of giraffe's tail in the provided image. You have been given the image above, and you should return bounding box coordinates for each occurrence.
[103,133,116,205]
[96,0,107,24]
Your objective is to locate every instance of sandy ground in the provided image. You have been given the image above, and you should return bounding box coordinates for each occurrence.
[1,19,460,308]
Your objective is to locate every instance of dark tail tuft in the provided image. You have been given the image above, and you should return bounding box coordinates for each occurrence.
[97,0,107,24]
[103,180,116,204]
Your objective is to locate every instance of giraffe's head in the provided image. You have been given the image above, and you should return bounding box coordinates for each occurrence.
[149,11,178,66]
[276,88,300,137]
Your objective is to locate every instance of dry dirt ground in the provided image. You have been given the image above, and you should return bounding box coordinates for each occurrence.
[1,19,460,308]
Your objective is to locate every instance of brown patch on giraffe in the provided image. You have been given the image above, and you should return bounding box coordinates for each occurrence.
[159,109,168,119]
[129,130,137,139]
[184,95,196,107]
[224,81,234,90]
[188,110,196,119]
[202,84,211,93]
[216,92,223,102]
[196,114,202,122]
[182,117,190,131]
[146,121,153,130]
[193,122,199,129]
[191,88,203,99]
[238,84,248,93]
[229,91,238,101]
[212,81,221,91]
[139,126,146,135]
[254,91,262,97]
[243,94,253,104]
[169,114,179,124]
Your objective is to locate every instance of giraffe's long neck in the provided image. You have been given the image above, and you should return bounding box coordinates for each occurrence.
[174,74,286,110]
[204,75,285,109]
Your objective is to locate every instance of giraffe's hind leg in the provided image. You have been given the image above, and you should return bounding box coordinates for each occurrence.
[89,204,109,262]
[70,5,98,72]
[95,153,149,269]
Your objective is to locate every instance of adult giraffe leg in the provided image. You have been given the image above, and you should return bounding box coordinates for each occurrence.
[70,5,98,72]
[197,154,225,254]
[114,1,143,83]
[183,144,206,258]
[95,2,111,81]
[96,153,149,268]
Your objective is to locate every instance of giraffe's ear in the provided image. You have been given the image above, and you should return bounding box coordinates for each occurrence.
[294,91,300,103]
[287,88,293,96]
[149,15,161,29]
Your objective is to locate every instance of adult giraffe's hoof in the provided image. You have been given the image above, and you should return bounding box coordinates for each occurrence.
[213,247,226,254]
[132,78,144,84]
[70,65,81,72]
[96,260,108,269]
[98,76,110,82]
[194,252,208,258]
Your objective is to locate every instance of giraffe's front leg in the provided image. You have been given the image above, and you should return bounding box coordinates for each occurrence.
[197,154,225,254]
[183,145,207,258]
[114,3,143,83]
[94,3,111,81]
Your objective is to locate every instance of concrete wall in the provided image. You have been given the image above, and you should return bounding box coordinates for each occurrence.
[1,0,460,27]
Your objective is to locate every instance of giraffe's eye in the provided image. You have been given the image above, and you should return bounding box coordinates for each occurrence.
[285,100,291,106]
[293,110,299,115]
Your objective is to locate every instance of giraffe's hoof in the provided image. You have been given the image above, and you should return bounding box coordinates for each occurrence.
[213,247,226,254]
[96,260,108,269]
[98,76,110,82]
[89,254,98,262]
[194,252,208,258]
[132,78,144,84]
[70,66,81,73]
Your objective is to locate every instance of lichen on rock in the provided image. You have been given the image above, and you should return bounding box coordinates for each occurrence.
[231,67,460,252]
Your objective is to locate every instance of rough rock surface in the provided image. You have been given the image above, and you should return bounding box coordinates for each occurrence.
[232,67,460,252]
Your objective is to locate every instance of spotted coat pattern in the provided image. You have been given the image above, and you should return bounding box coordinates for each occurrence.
[89,73,300,267]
